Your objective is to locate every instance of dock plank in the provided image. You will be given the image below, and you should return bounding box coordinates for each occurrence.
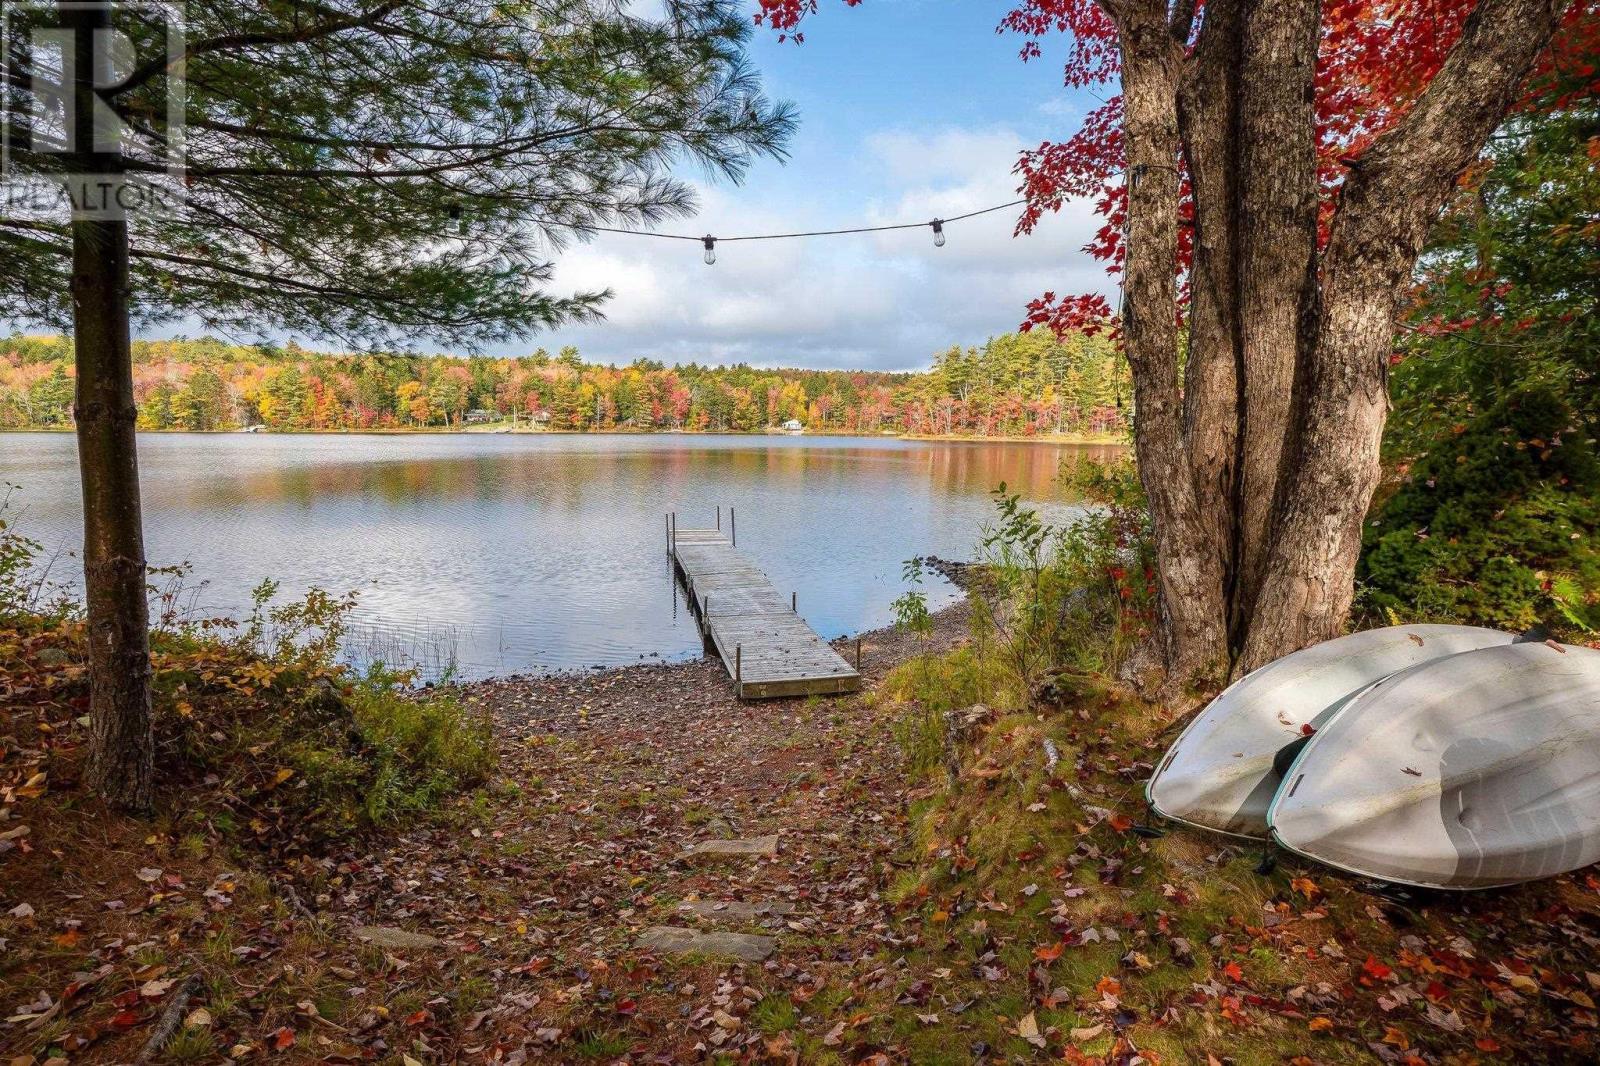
[669,525,860,699]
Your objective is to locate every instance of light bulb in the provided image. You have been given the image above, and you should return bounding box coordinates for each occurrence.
[702,235,717,265]
[931,220,945,248]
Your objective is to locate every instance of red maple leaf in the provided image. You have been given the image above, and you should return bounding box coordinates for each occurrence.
[1362,955,1394,981]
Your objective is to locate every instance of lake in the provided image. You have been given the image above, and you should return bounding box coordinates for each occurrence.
[0,433,1118,679]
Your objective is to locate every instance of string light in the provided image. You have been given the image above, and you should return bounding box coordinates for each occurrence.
[544,199,1026,264]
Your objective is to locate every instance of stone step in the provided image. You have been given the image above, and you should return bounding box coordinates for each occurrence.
[352,925,444,951]
[676,899,795,923]
[678,834,779,862]
[637,925,777,962]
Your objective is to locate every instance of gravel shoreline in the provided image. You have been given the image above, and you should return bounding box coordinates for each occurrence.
[466,555,977,729]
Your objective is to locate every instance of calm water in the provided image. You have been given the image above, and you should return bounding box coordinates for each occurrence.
[1,432,1116,679]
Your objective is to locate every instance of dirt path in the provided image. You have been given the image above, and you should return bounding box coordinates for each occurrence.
[313,599,971,1061]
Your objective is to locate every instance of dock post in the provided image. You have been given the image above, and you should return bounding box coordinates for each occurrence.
[717,505,721,530]
[665,513,671,554]
[855,637,862,670]
[731,507,736,546]
[792,591,796,612]
[735,644,742,684]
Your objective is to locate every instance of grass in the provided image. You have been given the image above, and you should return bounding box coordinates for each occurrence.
[849,631,1600,1064]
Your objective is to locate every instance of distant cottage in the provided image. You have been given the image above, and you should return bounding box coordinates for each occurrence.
[781,418,804,434]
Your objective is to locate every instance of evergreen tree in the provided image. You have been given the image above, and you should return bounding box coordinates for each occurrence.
[0,0,792,808]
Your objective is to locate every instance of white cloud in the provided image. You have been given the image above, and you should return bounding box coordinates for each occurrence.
[534,124,1111,371]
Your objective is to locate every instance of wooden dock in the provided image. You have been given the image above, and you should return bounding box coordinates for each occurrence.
[669,514,861,699]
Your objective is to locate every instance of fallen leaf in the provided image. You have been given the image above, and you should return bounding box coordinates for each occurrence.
[1017,1012,1046,1049]
[1290,877,1321,900]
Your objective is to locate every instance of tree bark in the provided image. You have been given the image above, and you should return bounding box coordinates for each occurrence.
[69,2,154,811]
[1239,0,1574,670]
[1176,0,1243,622]
[1117,3,1229,687]
[1231,0,1321,630]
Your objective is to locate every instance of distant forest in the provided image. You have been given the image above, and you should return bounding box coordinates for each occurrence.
[0,331,1127,438]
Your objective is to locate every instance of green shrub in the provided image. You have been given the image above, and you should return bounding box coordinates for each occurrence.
[3,546,495,848]
[146,583,496,845]
[1359,385,1600,634]
[1049,456,1158,673]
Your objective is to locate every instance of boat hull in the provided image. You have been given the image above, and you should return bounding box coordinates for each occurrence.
[1269,642,1600,889]
[1147,625,1514,839]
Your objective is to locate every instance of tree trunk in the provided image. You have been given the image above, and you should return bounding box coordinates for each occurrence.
[1176,0,1243,629]
[70,2,153,811]
[1238,0,1573,671]
[1103,0,1573,688]
[1117,10,1228,688]
[1232,0,1321,626]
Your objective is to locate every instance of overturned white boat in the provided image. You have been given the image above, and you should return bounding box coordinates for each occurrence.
[1268,640,1600,890]
[1147,625,1514,839]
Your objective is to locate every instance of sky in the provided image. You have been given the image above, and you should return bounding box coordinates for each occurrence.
[94,2,1111,374]
[530,1,1112,372]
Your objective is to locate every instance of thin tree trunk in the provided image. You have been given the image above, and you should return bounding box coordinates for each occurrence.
[70,2,153,810]
[1176,0,1243,625]
[1232,0,1321,628]
[1117,7,1228,687]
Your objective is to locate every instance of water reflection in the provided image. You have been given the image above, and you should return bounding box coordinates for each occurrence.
[2,432,1119,679]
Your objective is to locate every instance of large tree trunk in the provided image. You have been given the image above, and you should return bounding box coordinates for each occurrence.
[70,2,153,811]
[75,215,152,811]
[1106,0,1573,689]
[1176,0,1243,615]
[1236,0,1573,671]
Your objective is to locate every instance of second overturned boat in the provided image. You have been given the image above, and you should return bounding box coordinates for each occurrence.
[1269,640,1600,890]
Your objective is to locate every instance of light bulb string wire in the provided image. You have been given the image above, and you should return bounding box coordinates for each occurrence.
[542,199,1026,243]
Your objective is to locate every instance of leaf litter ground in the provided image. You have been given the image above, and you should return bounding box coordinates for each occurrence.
[5,595,1600,1065]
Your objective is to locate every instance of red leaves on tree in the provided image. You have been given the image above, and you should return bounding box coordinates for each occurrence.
[998,0,1120,88]
[759,0,1600,342]
[1022,291,1116,339]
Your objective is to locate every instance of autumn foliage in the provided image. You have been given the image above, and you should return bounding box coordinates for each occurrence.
[760,0,1600,337]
